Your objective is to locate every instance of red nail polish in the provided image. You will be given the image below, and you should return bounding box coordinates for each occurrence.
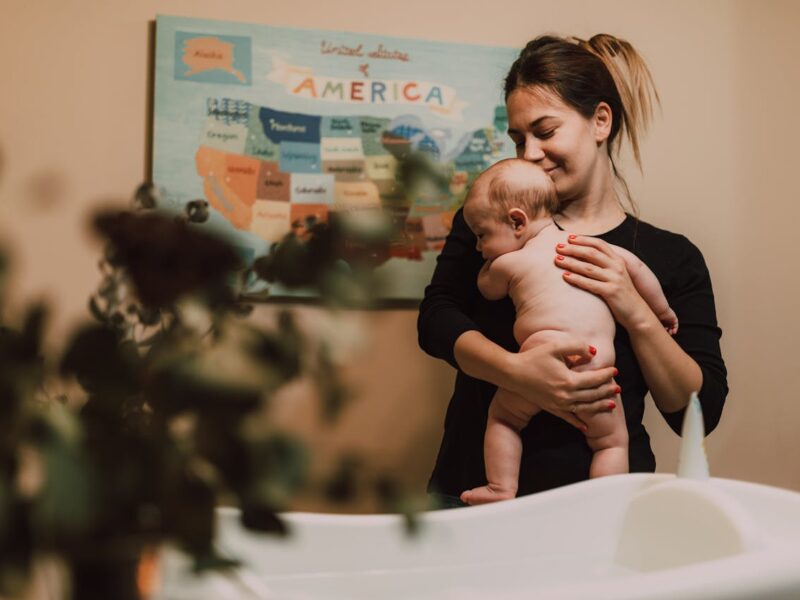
[614,386,621,394]
[563,272,571,278]
[581,425,588,433]
[556,255,565,261]
[608,401,616,410]
[568,234,577,240]
[556,243,565,249]
[612,368,619,376]
[589,346,597,355]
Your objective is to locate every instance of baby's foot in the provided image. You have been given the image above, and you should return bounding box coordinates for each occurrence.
[460,484,516,505]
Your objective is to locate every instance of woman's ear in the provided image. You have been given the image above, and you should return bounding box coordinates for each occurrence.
[593,101,613,143]
[508,208,529,235]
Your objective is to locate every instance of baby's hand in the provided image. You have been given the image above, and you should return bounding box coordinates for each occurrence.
[660,308,679,335]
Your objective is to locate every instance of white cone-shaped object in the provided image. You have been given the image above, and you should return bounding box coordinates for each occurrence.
[615,392,763,571]
[677,391,709,480]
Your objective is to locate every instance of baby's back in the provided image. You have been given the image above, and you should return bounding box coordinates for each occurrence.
[506,226,615,347]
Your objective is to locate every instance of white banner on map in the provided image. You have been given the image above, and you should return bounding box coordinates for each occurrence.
[266,57,467,120]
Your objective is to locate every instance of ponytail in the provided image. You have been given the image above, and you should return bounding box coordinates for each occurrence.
[571,34,660,169]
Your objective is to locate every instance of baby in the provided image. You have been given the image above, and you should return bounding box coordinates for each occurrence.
[460,158,678,505]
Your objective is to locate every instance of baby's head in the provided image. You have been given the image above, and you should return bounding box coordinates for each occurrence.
[463,159,559,259]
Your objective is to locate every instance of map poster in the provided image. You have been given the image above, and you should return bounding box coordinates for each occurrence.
[153,15,518,300]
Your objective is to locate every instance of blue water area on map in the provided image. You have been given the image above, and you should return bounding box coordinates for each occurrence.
[259,107,321,144]
[173,31,252,85]
[279,141,322,173]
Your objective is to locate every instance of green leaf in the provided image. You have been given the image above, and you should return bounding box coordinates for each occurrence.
[60,325,139,396]
[322,455,361,504]
[191,549,240,573]
[245,433,309,508]
[240,505,288,536]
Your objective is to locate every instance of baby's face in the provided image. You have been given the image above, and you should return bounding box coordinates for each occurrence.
[463,200,523,260]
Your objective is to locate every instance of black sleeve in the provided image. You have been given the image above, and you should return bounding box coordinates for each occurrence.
[659,237,728,435]
[417,208,484,369]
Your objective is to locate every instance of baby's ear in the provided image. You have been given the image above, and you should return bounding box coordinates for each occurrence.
[508,208,528,232]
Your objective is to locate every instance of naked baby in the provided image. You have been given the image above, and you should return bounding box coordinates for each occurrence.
[460,158,678,505]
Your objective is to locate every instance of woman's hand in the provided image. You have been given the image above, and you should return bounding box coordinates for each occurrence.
[555,235,652,331]
[503,338,619,431]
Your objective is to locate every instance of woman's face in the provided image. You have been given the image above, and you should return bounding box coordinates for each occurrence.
[506,87,610,203]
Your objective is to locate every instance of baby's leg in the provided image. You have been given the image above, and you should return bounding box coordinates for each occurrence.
[461,331,564,505]
[575,340,628,477]
[584,392,628,477]
[460,389,536,505]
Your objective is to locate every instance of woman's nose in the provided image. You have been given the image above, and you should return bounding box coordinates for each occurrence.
[520,139,545,162]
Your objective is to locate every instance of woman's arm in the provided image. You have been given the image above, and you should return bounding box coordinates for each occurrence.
[454,330,619,431]
[556,235,716,417]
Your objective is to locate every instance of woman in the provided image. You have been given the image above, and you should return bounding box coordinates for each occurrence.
[417,34,728,504]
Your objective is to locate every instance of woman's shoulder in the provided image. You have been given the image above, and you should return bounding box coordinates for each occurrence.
[621,216,710,281]
[621,215,702,255]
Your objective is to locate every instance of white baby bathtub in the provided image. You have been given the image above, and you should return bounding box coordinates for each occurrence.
[158,398,800,599]
[158,473,800,600]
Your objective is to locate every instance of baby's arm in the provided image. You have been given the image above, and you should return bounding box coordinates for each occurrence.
[477,254,514,301]
[610,245,679,334]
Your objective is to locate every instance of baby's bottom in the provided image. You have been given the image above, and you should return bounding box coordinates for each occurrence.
[460,330,629,506]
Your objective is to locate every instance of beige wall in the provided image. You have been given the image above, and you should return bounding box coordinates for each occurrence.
[2,0,799,505]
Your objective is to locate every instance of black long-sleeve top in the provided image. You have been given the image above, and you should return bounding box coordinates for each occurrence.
[417,210,728,497]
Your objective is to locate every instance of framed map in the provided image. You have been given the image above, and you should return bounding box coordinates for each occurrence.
[153,15,517,300]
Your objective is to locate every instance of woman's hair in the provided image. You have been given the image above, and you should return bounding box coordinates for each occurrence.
[504,34,659,212]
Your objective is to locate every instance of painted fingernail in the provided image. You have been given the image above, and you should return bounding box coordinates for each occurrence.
[563,272,571,278]
[608,401,616,410]
[589,346,597,355]
[581,425,588,433]
[612,368,619,376]
[556,255,565,261]
[614,386,622,394]
[556,243,565,249]
[568,234,577,240]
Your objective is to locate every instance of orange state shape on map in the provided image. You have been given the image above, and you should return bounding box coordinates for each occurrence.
[183,37,246,83]
[195,146,252,231]
[223,153,260,207]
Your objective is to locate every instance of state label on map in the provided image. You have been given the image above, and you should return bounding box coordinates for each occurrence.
[320,137,365,161]
[201,119,248,154]
[321,116,359,138]
[291,174,335,204]
[250,199,290,242]
[260,107,320,144]
[279,141,321,173]
[257,162,290,201]
[334,181,381,209]
[322,159,365,182]
[364,155,398,180]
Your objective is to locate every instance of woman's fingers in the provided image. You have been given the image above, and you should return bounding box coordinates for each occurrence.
[572,380,620,403]
[574,398,618,417]
[558,235,615,264]
[548,338,597,364]
[572,365,618,389]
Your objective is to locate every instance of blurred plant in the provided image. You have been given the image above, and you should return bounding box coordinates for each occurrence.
[0,173,430,599]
